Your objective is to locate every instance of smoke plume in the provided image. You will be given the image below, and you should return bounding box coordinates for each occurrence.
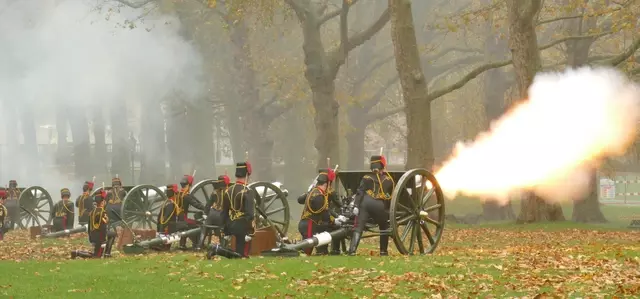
[435,66,640,204]
[0,0,203,197]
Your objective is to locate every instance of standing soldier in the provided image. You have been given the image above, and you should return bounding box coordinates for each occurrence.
[175,174,205,250]
[156,184,179,251]
[51,188,74,232]
[197,174,230,250]
[76,181,94,225]
[70,190,116,259]
[5,180,20,229]
[298,169,345,255]
[106,177,127,220]
[348,155,395,256]
[220,161,255,258]
[0,189,7,241]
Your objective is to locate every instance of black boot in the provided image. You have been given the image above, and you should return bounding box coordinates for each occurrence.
[104,237,115,258]
[71,250,94,259]
[330,239,341,255]
[207,244,242,259]
[348,231,362,256]
[195,227,208,251]
[178,237,188,250]
[380,235,389,256]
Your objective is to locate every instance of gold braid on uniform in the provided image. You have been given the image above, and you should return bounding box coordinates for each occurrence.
[159,199,176,225]
[78,193,88,214]
[211,190,223,210]
[109,189,122,204]
[365,168,396,200]
[8,189,19,200]
[301,187,331,225]
[90,207,106,231]
[175,189,188,216]
[56,201,73,217]
[228,184,247,221]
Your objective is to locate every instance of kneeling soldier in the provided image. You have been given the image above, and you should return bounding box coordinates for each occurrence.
[197,175,230,250]
[298,169,346,255]
[221,161,255,258]
[71,190,116,259]
[52,188,74,232]
[348,155,395,256]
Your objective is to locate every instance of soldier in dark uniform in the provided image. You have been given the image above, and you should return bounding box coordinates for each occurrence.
[197,174,230,250]
[51,188,74,232]
[5,180,20,229]
[220,162,255,258]
[298,169,346,255]
[70,190,116,259]
[156,184,179,251]
[175,175,205,250]
[0,189,7,241]
[75,181,94,225]
[106,177,127,221]
[348,155,395,256]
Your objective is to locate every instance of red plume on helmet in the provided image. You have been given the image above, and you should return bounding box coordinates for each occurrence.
[0,189,6,199]
[184,175,194,185]
[99,189,107,199]
[219,175,230,186]
[85,181,95,189]
[380,155,387,168]
[245,161,252,176]
[327,169,336,182]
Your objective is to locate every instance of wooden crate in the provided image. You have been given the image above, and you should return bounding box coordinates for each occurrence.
[116,228,157,249]
[29,225,53,240]
[230,227,277,256]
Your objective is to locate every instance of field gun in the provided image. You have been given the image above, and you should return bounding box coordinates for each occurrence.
[262,168,446,257]
[122,227,202,254]
[42,224,88,238]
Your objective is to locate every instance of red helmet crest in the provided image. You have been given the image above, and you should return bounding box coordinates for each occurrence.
[99,190,107,199]
[219,175,230,186]
[380,155,387,168]
[245,161,252,176]
[327,169,336,182]
[0,189,6,199]
[85,181,95,189]
[184,175,194,185]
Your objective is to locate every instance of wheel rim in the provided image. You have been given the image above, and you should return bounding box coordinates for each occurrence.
[121,184,167,230]
[18,186,53,228]
[248,182,290,238]
[189,179,216,219]
[390,168,445,255]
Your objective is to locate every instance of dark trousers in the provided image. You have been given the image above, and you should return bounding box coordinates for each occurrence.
[356,196,390,253]
[199,210,224,248]
[179,217,199,248]
[298,220,341,255]
[5,201,18,229]
[233,234,251,257]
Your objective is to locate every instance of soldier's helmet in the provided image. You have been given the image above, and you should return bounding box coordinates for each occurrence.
[94,190,107,203]
[214,175,230,190]
[370,155,386,171]
[8,180,17,188]
[112,177,122,187]
[61,188,71,199]
[83,181,95,192]
[317,169,336,185]
[180,175,194,188]
[166,184,178,198]
[235,162,252,178]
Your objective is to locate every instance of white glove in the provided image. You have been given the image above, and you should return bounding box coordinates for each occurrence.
[337,215,348,223]
[202,214,208,220]
[334,218,342,226]
[244,235,252,242]
[352,207,359,216]
[223,235,232,241]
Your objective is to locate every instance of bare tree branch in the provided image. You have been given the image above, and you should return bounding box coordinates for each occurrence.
[328,7,390,72]
[539,31,611,50]
[319,0,361,25]
[428,59,513,101]
[350,55,396,93]
[536,14,584,26]
[338,0,350,63]
[423,47,483,62]
[367,107,404,123]
[601,37,640,66]
[114,0,155,8]
[362,76,400,111]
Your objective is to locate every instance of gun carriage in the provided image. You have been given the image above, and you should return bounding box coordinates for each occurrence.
[263,168,445,256]
[2,185,54,229]
[121,179,291,254]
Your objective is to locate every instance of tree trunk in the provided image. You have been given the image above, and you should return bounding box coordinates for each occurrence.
[20,105,41,183]
[388,0,434,170]
[55,105,70,166]
[188,101,215,179]
[138,102,166,185]
[228,18,274,180]
[69,108,92,180]
[346,108,367,170]
[109,104,130,181]
[563,2,606,223]
[508,0,565,222]
[481,14,515,221]
[92,109,107,176]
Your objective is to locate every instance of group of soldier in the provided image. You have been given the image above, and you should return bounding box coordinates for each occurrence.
[0,153,396,258]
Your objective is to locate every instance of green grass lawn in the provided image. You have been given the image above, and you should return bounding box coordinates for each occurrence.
[1,202,639,298]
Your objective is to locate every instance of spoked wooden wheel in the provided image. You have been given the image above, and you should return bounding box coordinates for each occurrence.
[248,182,290,238]
[121,184,167,229]
[189,179,216,219]
[18,186,53,228]
[390,168,445,255]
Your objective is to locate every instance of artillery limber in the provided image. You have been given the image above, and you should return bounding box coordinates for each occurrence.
[1,185,54,229]
[120,180,290,254]
[262,168,445,256]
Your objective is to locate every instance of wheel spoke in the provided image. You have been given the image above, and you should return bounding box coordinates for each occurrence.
[423,215,441,227]
[416,222,425,253]
[400,220,414,243]
[265,206,285,216]
[424,203,442,213]
[420,188,435,208]
[420,221,435,245]
[408,223,417,253]
[395,213,414,226]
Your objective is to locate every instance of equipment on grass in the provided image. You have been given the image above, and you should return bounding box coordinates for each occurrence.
[262,168,446,257]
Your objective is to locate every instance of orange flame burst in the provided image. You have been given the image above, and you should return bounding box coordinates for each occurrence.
[435,67,640,204]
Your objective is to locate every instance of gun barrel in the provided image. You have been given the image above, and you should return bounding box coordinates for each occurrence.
[262,228,349,256]
[122,228,201,254]
[43,225,88,238]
